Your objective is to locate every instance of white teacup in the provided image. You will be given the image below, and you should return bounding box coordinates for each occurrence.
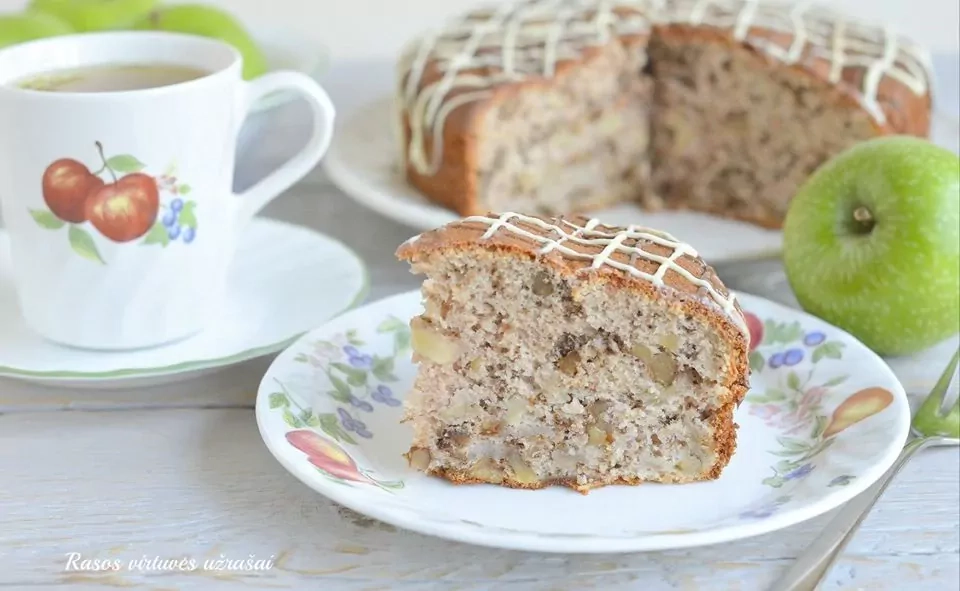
[0,32,335,350]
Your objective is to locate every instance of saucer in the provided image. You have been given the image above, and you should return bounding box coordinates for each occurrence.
[0,218,367,390]
[256,289,909,553]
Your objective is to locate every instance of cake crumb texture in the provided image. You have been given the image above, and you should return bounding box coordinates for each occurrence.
[397,213,750,492]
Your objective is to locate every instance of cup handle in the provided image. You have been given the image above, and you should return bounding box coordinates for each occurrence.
[234,72,336,223]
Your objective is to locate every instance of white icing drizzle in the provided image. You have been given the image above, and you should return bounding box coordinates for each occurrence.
[539,217,600,253]
[863,27,900,113]
[397,0,656,175]
[828,15,846,83]
[784,1,810,63]
[689,0,709,24]
[462,212,747,334]
[397,0,933,175]
[656,0,931,123]
[733,0,759,39]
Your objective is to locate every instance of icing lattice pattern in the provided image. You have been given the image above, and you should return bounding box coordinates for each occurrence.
[397,0,931,175]
[397,0,657,175]
[460,212,747,334]
[666,0,931,122]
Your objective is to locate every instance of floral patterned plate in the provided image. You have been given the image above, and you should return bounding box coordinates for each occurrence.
[255,289,910,553]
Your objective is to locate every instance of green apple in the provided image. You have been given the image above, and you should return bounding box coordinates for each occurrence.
[0,11,73,49]
[783,135,959,356]
[132,4,268,80]
[29,0,157,31]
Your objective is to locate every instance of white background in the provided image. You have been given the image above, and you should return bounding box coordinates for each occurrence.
[2,0,959,60]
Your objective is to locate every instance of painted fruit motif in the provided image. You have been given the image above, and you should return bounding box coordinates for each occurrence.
[744,311,763,351]
[41,158,104,223]
[823,387,894,439]
[31,142,197,263]
[285,429,368,483]
[85,172,159,242]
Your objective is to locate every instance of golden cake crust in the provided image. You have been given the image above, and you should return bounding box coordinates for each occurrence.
[397,212,748,348]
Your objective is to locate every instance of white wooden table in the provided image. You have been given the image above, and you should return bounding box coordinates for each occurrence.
[1,60,958,591]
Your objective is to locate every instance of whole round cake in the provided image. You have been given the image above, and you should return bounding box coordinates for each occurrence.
[395,0,932,228]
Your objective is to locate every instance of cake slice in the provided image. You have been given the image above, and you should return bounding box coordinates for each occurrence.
[396,212,750,493]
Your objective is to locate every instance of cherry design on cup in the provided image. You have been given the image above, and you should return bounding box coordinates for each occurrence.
[29,142,198,263]
[82,142,159,243]
[40,157,104,224]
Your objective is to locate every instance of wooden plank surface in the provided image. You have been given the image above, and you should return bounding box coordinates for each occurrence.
[1,408,957,590]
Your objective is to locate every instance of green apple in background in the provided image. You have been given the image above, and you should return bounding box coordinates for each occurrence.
[132,4,268,80]
[29,0,157,31]
[783,135,959,356]
[0,11,73,49]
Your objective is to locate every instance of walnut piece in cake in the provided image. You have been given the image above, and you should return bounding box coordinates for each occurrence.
[396,212,750,493]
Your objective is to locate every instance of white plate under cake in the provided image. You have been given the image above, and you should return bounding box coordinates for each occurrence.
[256,287,909,552]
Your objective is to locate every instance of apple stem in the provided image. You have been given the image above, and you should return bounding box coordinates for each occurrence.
[852,206,875,234]
[94,141,117,184]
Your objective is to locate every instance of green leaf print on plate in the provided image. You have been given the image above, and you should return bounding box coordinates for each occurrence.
[346,329,365,346]
[372,355,398,382]
[332,362,368,386]
[327,372,353,402]
[290,326,409,437]
[269,391,289,409]
[812,341,844,362]
[762,319,804,345]
[270,359,402,492]
[743,309,895,490]
[376,315,411,354]
[318,412,357,445]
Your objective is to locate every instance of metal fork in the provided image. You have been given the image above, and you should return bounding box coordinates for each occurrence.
[773,348,960,591]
